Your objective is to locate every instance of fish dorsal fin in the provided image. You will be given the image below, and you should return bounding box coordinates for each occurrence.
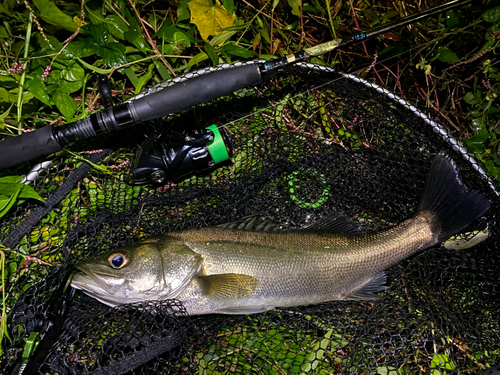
[198,273,259,300]
[217,213,363,234]
[304,213,364,235]
[216,215,281,232]
[344,272,387,300]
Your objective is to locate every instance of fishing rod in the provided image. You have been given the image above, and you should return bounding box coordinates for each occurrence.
[0,0,474,176]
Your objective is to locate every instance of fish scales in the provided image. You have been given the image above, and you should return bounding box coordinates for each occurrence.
[165,216,434,314]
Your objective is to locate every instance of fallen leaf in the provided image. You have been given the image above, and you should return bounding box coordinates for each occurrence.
[188,0,235,41]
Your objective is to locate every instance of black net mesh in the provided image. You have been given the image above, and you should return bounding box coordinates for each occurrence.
[1,63,499,374]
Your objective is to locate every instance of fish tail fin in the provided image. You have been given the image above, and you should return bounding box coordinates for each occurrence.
[418,153,490,243]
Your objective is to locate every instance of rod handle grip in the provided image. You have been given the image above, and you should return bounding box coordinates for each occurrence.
[0,126,61,170]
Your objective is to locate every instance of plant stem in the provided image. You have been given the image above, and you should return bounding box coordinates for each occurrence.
[16,12,33,134]
[326,0,337,39]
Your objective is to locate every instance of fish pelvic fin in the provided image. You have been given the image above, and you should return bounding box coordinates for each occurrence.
[345,272,387,301]
[418,153,491,244]
[215,305,275,315]
[198,273,259,300]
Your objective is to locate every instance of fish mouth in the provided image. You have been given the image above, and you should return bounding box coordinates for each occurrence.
[70,265,126,307]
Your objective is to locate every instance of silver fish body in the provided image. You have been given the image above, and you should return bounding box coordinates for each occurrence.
[71,154,491,315]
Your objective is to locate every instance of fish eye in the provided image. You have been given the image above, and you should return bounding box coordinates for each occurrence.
[108,253,129,269]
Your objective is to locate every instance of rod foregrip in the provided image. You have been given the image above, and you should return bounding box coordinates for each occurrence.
[130,63,263,122]
[0,126,62,170]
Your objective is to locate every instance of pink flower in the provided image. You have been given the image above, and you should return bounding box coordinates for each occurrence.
[8,62,24,73]
[41,65,51,80]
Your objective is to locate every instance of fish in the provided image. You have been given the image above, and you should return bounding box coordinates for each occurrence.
[71,153,491,315]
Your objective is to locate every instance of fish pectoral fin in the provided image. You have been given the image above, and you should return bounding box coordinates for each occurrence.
[345,272,387,301]
[214,305,275,315]
[197,273,259,300]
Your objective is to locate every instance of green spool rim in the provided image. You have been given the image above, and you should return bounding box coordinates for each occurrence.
[206,124,230,165]
[287,169,330,209]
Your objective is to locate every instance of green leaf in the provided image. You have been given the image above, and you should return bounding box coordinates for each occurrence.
[0,186,21,218]
[172,31,191,53]
[431,354,455,371]
[463,91,481,105]
[0,103,13,129]
[156,24,183,40]
[485,159,500,182]
[0,25,8,38]
[377,43,406,59]
[187,51,209,69]
[84,5,106,24]
[0,182,44,202]
[209,30,237,46]
[204,43,219,66]
[52,90,78,120]
[0,87,34,103]
[436,46,460,63]
[375,366,404,375]
[0,87,15,102]
[466,117,490,152]
[134,64,154,94]
[463,92,475,105]
[60,61,85,82]
[66,39,97,58]
[123,66,139,87]
[124,26,149,53]
[0,175,24,184]
[482,5,500,22]
[89,23,110,47]
[0,1,12,15]
[287,0,301,16]
[105,14,128,40]
[26,75,52,106]
[446,10,462,28]
[32,0,78,32]
[0,75,16,84]
[0,177,44,218]
[100,42,127,67]
[154,60,171,81]
[220,43,253,59]
[177,0,191,22]
[59,79,83,94]
[220,0,235,14]
[161,43,175,56]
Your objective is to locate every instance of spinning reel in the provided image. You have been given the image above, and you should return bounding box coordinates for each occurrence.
[97,76,235,185]
[132,124,234,185]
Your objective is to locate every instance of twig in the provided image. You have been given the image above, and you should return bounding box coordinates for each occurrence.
[127,0,175,76]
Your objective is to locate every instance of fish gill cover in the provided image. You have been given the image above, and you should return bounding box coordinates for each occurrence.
[0,63,498,374]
